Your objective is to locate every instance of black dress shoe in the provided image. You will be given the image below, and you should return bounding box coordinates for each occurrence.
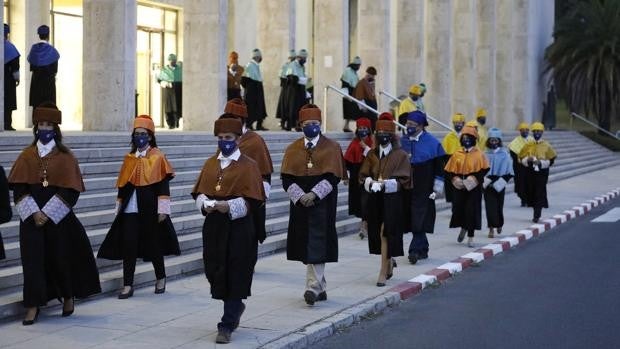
[343,128,353,132]
[118,287,134,299]
[154,278,166,294]
[457,229,466,243]
[376,282,386,287]
[4,127,16,131]
[304,290,316,305]
[62,298,75,317]
[419,252,429,260]
[408,254,418,265]
[317,291,327,301]
[22,308,40,326]
[216,328,232,344]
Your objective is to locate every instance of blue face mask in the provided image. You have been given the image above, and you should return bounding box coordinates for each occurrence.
[133,134,149,149]
[520,131,529,138]
[356,129,369,139]
[37,129,56,145]
[377,134,392,146]
[460,138,475,149]
[303,124,321,139]
[533,131,543,141]
[218,139,237,156]
[406,126,418,137]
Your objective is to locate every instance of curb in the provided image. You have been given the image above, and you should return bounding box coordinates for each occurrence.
[259,187,620,349]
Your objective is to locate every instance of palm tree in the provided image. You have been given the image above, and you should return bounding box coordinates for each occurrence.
[545,0,620,132]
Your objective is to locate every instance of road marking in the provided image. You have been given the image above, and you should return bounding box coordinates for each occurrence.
[591,207,620,223]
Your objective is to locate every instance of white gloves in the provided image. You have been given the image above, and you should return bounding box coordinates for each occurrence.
[371,182,383,193]
[383,179,398,193]
[299,77,308,85]
[492,177,507,192]
[433,179,444,195]
[114,200,121,216]
[483,177,492,189]
[539,159,550,169]
[262,181,271,199]
[305,91,312,99]
[364,177,384,193]
[428,192,436,200]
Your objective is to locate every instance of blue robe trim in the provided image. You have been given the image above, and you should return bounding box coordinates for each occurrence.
[27,42,60,67]
[4,40,20,62]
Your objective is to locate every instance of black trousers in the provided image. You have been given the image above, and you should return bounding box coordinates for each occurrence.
[121,214,166,286]
[218,299,244,331]
[4,109,13,129]
[484,188,505,228]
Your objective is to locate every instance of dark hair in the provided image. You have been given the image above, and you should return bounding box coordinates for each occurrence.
[486,138,503,148]
[38,33,49,41]
[130,129,157,153]
[30,102,70,153]
[366,66,377,75]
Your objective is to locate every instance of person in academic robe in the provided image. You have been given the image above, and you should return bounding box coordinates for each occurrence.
[281,104,346,306]
[353,66,378,130]
[473,108,489,151]
[27,25,59,108]
[284,49,311,131]
[444,125,490,247]
[191,117,265,344]
[241,48,268,131]
[276,50,296,130]
[359,118,411,287]
[441,113,466,203]
[4,24,20,131]
[518,122,556,223]
[8,104,101,325]
[416,83,427,112]
[482,128,513,238]
[221,98,273,244]
[340,56,362,132]
[227,51,244,101]
[0,165,12,260]
[157,53,183,129]
[509,122,533,206]
[400,110,446,264]
[97,115,179,299]
[396,84,422,127]
[343,117,373,239]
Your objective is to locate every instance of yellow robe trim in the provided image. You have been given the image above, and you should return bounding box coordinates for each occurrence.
[508,135,533,154]
[442,131,461,155]
[475,121,488,151]
[397,97,417,117]
[444,147,490,175]
[518,140,557,161]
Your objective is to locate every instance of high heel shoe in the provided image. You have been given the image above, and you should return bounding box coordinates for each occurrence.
[62,298,75,317]
[387,258,397,280]
[154,278,166,294]
[22,308,40,326]
[118,286,134,299]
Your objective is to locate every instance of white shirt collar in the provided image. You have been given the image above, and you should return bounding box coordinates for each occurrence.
[242,125,248,134]
[464,147,475,153]
[37,139,56,157]
[379,143,392,157]
[135,146,150,158]
[217,148,241,162]
[409,130,423,141]
[304,135,321,148]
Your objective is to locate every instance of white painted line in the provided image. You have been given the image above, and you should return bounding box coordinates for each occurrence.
[563,210,576,219]
[531,224,547,233]
[409,274,437,287]
[500,236,520,247]
[553,214,567,223]
[437,262,463,274]
[461,252,485,263]
[543,219,557,228]
[481,244,503,255]
[592,207,620,223]
[515,230,533,240]
[572,206,585,215]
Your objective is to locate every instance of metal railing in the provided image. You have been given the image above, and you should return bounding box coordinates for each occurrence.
[570,112,620,140]
[379,90,454,132]
[324,85,406,132]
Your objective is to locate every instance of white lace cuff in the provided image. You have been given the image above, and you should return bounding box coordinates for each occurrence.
[263,181,271,200]
[521,157,530,167]
[287,183,305,204]
[383,179,398,193]
[227,197,248,220]
[41,195,71,224]
[157,197,171,215]
[362,146,371,157]
[195,194,207,212]
[16,196,39,221]
[433,178,444,195]
[311,179,333,200]
[540,159,550,169]
[364,177,373,192]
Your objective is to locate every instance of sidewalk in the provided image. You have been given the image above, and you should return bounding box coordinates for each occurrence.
[0,165,619,349]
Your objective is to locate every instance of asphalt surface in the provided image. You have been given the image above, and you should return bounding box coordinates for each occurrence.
[315,200,620,349]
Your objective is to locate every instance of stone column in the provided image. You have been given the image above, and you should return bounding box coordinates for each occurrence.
[423,0,453,124]
[475,0,496,124]
[451,0,476,118]
[82,0,136,131]
[0,7,4,131]
[494,0,515,129]
[392,0,425,99]
[256,0,294,130]
[313,0,346,131]
[182,0,228,131]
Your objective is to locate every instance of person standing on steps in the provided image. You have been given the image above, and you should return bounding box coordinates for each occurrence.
[227,51,244,101]
[518,122,556,223]
[4,24,20,131]
[98,115,180,299]
[400,110,446,264]
[353,66,378,130]
[276,50,296,130]
[444,124,490,248]
[340,56,362,132]
[281,104,346,306]
[0,164,12,260]
[192,117,265,344]
[509,122,533,207]
[343,117,373,239]
[27,25,59,108]
[242,48,269,131]
[8,103,101,325]
[284,49,311,131]
[473,108,489,151]
[441,113,466,204]
[158,53,183,129]
[359,117,411,287]
[482,128,513,238]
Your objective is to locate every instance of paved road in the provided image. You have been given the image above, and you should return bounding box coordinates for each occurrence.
[315,201,620,349]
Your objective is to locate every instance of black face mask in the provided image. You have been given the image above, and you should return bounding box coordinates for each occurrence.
[368,78,375,83]
[454,124,463,133]
[410,94,419,101]
[351,64,360,71]
[377,134,391,146]
[460,137,475,149]
[356,129,369,138]
[477,117,486,125]
[299,58,306,65]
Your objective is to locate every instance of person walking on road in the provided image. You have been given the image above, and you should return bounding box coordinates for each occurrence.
[483,128,513,238]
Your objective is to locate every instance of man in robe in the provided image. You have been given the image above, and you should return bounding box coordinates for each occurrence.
[221,98,274,243]
[4,24,20,131]
[508,122,533,206]
[281,104,346,306]
[353,66,378,130]
[227,51,244,101]
[474,108,489,151]
[397,85,422,127]
[242,49,268,131]
[27,25,59,108]
[158,53,183,129]
[340,56,362,132]
[417,83,427,112]
[518,122,556,223]
[284,49,310,131]
[441,113,466,203]
[276,49,296,130]
[192,118,265,344]
[400,110,446,264]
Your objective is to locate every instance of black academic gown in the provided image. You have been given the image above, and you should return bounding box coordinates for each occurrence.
[345,161,364,218]
[98,180,180,261]
[242,77,268,126]
[483,174,513,228]
[282,174,340,264]
[0,166,12,260]
[341,81,358,121]
[276,77,288,121]
[4,57,19,112]
[29,61,57,107]
[446,169,489,231]
[12,183,101,307]
[524,160,555,210]
[405,157,444,234]
[284,75,308,129]
[510,151,528,204]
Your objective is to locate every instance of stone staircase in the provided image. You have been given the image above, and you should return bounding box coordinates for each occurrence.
[0,130,618,319]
